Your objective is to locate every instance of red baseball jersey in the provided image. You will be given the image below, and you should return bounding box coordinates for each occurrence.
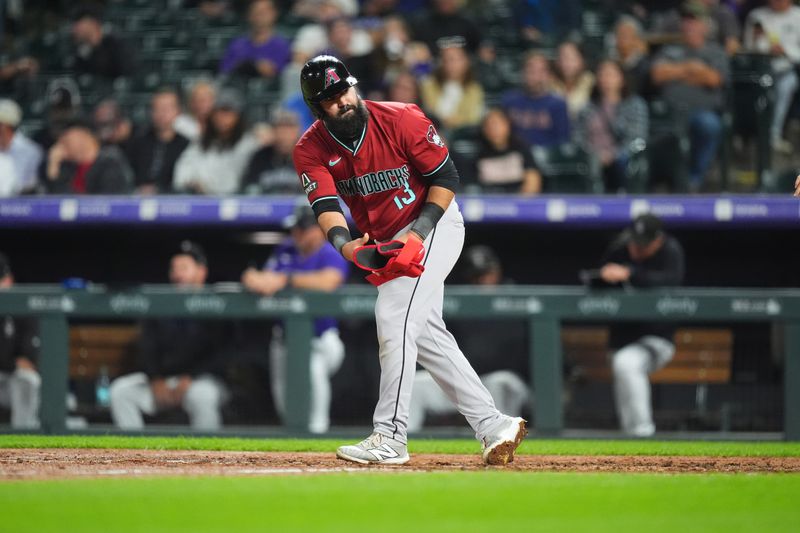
[293,100,450,242]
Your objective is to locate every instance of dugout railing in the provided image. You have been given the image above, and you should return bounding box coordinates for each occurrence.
[0,285,798,440]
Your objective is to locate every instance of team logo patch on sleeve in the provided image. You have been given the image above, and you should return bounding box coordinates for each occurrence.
[426,124,445,147]
[301,172,318,194]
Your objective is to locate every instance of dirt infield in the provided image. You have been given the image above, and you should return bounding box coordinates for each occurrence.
[1,449,799,479]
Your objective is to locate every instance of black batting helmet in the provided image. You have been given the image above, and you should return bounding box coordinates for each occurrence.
[300,55,358,118]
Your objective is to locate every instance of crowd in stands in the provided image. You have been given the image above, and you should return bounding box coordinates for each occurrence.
[0,0,799,197]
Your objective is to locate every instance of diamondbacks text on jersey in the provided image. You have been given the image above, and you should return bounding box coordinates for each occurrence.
[293,100,449,242]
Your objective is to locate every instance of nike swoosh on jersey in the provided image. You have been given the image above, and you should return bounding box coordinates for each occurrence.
[328,157,342,166]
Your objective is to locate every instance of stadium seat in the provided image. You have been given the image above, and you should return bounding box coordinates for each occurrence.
[563,326,733,429]
[533,142,603,193]
[623,138,649,194]
[730,53,775,190]
[447,126,480,189]
[647,99,689,192]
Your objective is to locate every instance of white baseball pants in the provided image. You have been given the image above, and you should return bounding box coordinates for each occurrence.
[611,335,675,436]
[109,372,228,431]
[372,202,507,444]
[270,327,345,434]
[0,368,41,428]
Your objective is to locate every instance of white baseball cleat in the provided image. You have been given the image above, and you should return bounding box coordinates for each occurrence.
[336,432,410,465]
[481,417,527,465]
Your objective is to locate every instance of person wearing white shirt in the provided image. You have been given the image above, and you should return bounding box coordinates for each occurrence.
[0,99,43,195]
[744,0,800,153]
[174,89,260,195]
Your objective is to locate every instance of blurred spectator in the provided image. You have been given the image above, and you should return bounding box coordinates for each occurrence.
[628,0,685,25]
[31,78,82,155]
[45,120,133,194]
[290,1,372,65]
[420,41,485,130]
[500,52,570,147]
[552,41,595,119]
[475,40,513,95]
[361,0,404,17]
[174,88,260,194]
[126,88,190,194]
[0,99,43,196]
[174,80,217,142]
[282,2,373,100]
[241,109,302,194]
[610,16,652,97]
[588,213,685,437]
[650,5,729,191]
[318,17,376,88]
[375,16,432,85]
[0,56,38,93]
[70,5,136,80]
[575,60,648,193]
[241,205,348,434]
[0,252,41,429]
[408,369,529,433]
[412,0,482,54]
[92,99,133,151]
[516,0,582,45]
[183,0,235,20]
[654,0,742,56]
[386,70,422,104]
[743,0,800,154]
[474,107,541,195]
[292,0,359,18]
[110,241,231,431]
[0,153,13,196]
[219,0,291,79]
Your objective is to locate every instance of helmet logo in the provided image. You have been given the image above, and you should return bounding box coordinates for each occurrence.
[324,67,341,89]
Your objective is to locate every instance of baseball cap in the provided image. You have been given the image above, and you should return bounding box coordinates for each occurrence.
[0,99,22,127]
[462,245,501,280]
[283,205,318,230]
[628,213,663,246]
[175,240,208,266]
[0,252,11,279]
[214,88,244,113]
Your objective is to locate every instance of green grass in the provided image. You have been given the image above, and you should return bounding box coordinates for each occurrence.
[1,435,798,532]
[1,472,798,533]
[1,434,800,457]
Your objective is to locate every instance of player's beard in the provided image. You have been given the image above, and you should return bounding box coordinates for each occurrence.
[323,99,369,142]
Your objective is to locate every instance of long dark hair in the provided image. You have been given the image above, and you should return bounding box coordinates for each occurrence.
[554,40,587,86]
[590,58,631,103]
[433,45,475,86]
[200,109,246,150]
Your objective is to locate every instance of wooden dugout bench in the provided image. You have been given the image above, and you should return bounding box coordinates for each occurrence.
[69,324,139,380]
[562,326,733,420]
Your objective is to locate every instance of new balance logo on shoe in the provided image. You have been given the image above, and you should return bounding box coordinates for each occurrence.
[368,444,400,461]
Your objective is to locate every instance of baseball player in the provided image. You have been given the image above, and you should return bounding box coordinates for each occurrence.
[241,204,348,434]
[293,55,527,465]
[593,213,686,436]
